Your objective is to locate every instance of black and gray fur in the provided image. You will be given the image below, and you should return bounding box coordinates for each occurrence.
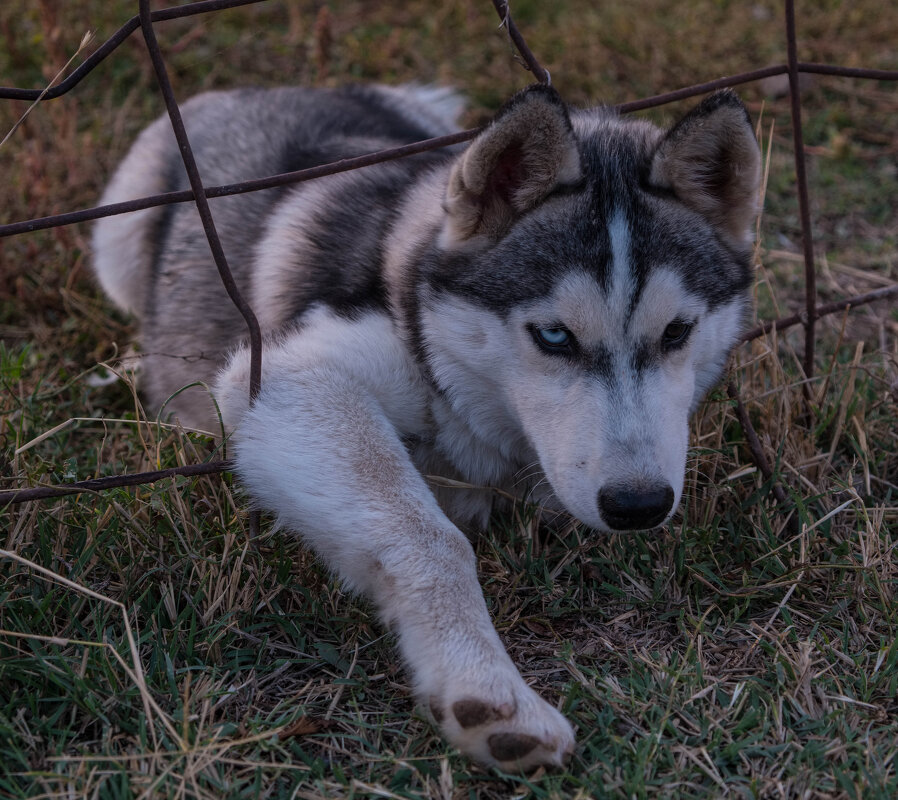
[94,83,761,771]
[95,85,463,423]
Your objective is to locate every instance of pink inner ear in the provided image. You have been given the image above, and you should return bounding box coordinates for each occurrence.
[486,142,526,204]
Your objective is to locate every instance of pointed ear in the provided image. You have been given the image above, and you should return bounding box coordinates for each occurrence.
[443,84,582,246]
[649,90,761,246]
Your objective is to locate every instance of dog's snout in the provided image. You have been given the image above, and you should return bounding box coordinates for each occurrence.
[598,484,674,531]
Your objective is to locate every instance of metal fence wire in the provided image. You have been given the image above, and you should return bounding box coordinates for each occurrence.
[1,0,897,514]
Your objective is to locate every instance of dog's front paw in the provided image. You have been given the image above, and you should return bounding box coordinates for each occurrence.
[431,681,575,771]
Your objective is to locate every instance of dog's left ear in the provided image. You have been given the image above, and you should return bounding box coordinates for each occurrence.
[649,90,761,246]
[443,84,582,246]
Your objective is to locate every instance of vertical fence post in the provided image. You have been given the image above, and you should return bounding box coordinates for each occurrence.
[137,0,263,536]
[785,0,818,381]
[137,0,262,405]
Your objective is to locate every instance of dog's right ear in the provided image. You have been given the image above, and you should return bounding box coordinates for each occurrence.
[442,85,582,247]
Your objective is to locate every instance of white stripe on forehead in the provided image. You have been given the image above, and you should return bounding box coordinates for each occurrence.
[607,210,634,326]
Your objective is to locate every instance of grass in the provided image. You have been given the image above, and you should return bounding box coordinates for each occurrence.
[1,0,897,797]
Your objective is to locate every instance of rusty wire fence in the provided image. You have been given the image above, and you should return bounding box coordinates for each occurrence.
[0,0,896,518]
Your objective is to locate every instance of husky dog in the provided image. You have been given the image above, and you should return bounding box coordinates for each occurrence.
[93,83,760,770]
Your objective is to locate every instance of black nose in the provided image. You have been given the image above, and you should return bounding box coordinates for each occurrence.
[598,484,674,531]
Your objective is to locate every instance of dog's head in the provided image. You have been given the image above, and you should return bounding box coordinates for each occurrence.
[420,85,761,532]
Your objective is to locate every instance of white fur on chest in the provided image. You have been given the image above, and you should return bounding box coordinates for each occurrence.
[216,306,529,531]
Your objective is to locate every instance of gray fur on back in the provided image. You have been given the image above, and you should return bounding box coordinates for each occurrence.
[93,85,462,427]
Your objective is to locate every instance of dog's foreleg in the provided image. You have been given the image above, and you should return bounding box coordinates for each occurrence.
[216,316,574,770]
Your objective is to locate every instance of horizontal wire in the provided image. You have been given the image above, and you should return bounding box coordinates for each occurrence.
[0,0,269,101]
[2,2,895,511]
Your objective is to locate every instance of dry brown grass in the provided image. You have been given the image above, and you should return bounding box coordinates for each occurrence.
[1,1,897,798]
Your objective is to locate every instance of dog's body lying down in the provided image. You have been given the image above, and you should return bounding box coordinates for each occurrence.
[93,83,760,769]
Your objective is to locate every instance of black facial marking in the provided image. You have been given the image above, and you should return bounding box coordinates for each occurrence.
[420,206,612,315]
[631,341,657,374]
[588,344,614,382]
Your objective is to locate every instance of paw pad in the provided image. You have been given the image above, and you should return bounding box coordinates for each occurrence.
[451,698,513,729]
[488,732,541,762]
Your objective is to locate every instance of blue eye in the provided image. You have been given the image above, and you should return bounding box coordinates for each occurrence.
[532,326,574,353]
[539,328,569,345]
